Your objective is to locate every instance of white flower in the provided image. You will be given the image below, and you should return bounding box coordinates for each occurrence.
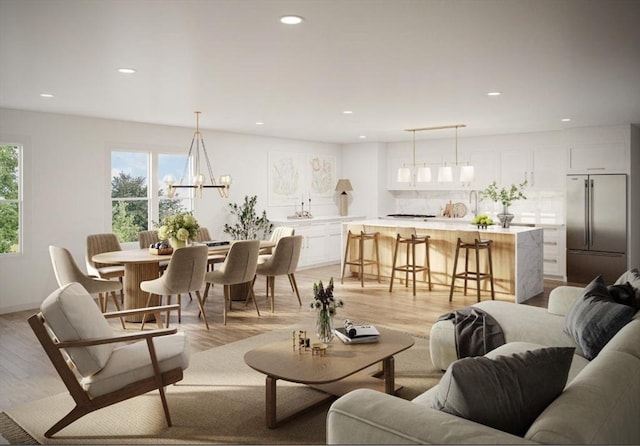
[176,227,189,241]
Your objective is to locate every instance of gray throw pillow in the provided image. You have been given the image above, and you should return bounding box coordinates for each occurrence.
[431,347,574,437]
[564,275,635,360]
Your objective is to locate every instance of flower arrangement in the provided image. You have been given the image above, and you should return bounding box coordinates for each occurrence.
[481,181,527,208]
[310,277,344,315]
[157,212,199,242]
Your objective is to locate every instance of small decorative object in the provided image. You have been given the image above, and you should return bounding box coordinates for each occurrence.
[335,179,353,216]
[157,212,199,248]
[471,214,494,229]
[148,241,173,255]
[310,277,343,344]
[481,181,527,228]
[223,195,273,240]
[311,343,328,356]
[293,330,309,353]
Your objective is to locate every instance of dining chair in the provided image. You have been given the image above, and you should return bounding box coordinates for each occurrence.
[140,245,209,329]
[254,235,303,312]
[28,282,189,438]
[85,233,125,302]
[203,240,261,325]
[49,245,126,329]
[259,226,295,255]
[138,229,170,273]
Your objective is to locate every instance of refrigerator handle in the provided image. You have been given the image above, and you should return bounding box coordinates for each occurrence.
[584,179,589,246]
[589,179,594,247]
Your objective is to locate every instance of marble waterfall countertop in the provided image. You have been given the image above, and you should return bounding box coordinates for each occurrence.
[363,218,542,234]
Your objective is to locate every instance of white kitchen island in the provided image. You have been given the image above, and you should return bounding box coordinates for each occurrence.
[342,219,544,303]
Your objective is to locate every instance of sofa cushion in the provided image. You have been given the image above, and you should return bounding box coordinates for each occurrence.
[40,282,114,377]
[564,275,634,360]
[431,346,574,437]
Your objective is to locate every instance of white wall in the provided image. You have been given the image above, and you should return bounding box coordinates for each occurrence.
[0,108,340,313]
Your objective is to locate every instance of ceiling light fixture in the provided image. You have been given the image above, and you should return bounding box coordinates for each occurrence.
[343,110,353,114]
[561,118,572,122]
[280,15,303,24]
[40,93,54,98]
[256,121,265,125]
[163,111,231,199]
[487,91,501,96]
[117,68,136,74]
[398,124,473,185]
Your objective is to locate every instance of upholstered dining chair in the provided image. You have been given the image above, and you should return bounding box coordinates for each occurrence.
[203,240,261,325]
[85,233,125,302]
[254,235,303,312]
[49,245,126,329]
[259,226,295,255]
[138,229,170,273]
[28,282,189,438]
[140,245,209,329]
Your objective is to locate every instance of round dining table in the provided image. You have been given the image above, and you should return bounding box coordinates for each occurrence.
[92,241,275,322]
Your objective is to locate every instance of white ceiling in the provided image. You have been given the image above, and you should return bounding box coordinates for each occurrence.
[1,0,639,144]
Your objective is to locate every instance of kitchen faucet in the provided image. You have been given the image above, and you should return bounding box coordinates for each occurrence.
[469,190,478,217]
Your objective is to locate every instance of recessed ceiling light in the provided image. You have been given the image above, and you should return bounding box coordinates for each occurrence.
[359,135,367,139]
[561,118,572,122]
[343,110,353,114]
[40,93,54,98]
[117,68,136,74]
[256,121,265,125]
[487,91,501,96]
[280,15,303,25]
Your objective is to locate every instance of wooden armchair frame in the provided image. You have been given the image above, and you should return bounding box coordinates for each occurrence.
[28,304,184,438]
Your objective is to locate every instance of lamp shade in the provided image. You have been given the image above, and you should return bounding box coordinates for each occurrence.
[397,167,411,183]
[335,179,353,192]
[438,165,453,182]
[416,166,432,183]
[459,165,475,183]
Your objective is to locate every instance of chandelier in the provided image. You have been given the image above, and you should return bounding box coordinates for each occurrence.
[397,124,474,185]
[163,111,231,198]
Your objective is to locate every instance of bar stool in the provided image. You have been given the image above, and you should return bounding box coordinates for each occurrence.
[449,232,495,302]
[341,224,381,287]
[389,227,431,296]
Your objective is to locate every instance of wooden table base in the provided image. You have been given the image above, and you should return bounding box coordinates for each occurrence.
[123,262,160,322]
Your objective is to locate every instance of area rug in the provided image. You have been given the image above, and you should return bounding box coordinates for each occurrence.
[0,328,442,444]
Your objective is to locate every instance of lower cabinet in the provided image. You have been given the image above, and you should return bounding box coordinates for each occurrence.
[272,217,364,269]
[541,226,566,280]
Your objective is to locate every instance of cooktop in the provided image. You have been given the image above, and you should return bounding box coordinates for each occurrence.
[387,213,437,218]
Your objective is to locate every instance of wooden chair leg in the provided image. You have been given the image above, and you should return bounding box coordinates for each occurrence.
[223,285,229,325]
[111,291,126,329]
[248,283,260,317]
[389,236,399,292]
[289,274,302,306]
[194,290,209,330]
[449,240,461,302]
[141,292,155,330]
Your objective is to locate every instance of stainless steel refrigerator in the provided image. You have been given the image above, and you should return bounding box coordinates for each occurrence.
[566,174,627,284]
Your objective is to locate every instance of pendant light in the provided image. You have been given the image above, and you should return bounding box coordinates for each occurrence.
[397,129,431,184]
[164,111,231,198]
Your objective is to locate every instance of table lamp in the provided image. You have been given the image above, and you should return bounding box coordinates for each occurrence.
[335,179,353,216]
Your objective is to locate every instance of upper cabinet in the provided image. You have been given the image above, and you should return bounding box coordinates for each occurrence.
[567,143,629,174]
[499,147,566,191]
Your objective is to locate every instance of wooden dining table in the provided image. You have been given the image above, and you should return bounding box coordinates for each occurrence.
[92,240,275,322]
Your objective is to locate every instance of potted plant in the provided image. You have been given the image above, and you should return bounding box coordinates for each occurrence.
[481,181,527,228]
[223,195,273,240]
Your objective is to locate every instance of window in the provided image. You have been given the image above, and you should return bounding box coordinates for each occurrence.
[0,144,21,254]
[111,150,191,242]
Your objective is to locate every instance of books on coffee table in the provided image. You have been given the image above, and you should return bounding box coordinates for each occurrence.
[335,320,380,344]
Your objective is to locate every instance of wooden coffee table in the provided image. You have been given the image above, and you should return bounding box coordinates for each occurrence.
[244,327,414,428]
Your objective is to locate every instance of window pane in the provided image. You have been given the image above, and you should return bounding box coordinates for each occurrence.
[112,200,148,242]
[158,153,192,219]
[111,151,149,198]
[0,145,19,200]
[0,202,20,253]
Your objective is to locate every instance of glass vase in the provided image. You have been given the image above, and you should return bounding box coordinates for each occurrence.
[497,206,515,228]
[316,308,334,344]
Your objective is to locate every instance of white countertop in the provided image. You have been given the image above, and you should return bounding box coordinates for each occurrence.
[352,219,543,234]
[271,215,366,224]
[379,216,564,228]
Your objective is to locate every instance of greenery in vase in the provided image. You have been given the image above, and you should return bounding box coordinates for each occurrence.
[157,212,199,242]
[223,195,273,240]
[310,277,344,315]
[481,181,527,208]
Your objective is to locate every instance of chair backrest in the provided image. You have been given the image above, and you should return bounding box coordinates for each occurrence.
[197,227,212,242]
[396,226,417,239]
[259,235,303,276]
[86,233,122,274]
[39,283,114,377]
[138,230,160,248]
[50,245,94,289]
[162,245,209,294]
[220,240,261,284]
[270,226,295,242]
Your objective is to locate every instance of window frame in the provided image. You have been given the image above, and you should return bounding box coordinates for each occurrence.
[0,142,23,256]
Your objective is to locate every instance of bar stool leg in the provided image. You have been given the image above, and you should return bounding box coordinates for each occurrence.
[488,242,495,299]
[411,240,417,296]
[449,239,461,302]
[341,231,352,284]
[359,233,365,287]
[463,246,470,295]
[389,235,399,292]
[426,238,432,291]
[374,234,381,283]
[475,243,482,302]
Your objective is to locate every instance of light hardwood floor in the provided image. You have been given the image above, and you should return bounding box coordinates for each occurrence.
[0,263,560,413]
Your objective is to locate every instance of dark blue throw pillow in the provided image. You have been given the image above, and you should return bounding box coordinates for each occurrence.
[564,275,634,360]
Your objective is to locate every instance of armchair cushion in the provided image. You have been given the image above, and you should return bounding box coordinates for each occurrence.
[82,331,190,397]
[432,347,574,436]
[40,282,114,376]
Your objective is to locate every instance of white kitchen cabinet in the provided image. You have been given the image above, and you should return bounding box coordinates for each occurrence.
[567,143,628,174]
[541,226,566,280]
[271,216,364,268]
[500,147,566,191]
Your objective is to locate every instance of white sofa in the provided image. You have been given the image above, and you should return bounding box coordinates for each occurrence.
[326,285,640,444]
